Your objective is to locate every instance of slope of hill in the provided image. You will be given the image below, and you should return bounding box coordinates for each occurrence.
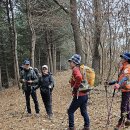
[0,70,129,130]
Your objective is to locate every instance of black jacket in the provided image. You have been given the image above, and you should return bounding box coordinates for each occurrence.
[20,68,38,91]
[37,72,54,92]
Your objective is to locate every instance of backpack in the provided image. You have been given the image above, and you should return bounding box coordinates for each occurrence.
[78,64,95,92]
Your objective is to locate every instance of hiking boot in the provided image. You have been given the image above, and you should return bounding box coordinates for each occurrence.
[35,113,40,117]
[26,113,32,117]
[47,114,53,120]
[114,123,124,130]
[125,120,130,127]
[82,126,90,130]
[67,127,76,130]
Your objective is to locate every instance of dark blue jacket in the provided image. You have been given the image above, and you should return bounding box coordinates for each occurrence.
[37,72,54,92]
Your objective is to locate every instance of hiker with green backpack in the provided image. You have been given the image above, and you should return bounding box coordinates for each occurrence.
[20,60,40,116]
[67,54,91,130]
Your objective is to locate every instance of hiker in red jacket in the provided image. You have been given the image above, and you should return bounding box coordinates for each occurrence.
[107,52,130,130]
[67,54,90,130]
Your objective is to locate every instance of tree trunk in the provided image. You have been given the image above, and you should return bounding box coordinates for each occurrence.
[52,43,56,74]
[0,67,2,90]
[128,39,130,51]
[6,0,15,81]
[5,62,10,88]
[0,30,9,87]
[92,0,101,84]
[9,0,20,88]
[48,44,53,73]
[56,51,61,71]
[26,0,36,68]
[38,48,41,70]
[45,31,53,73]
[70,0,84,61]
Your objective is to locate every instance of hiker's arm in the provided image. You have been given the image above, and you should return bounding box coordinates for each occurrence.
[114,77,128,90]
[49,75,54,88]
[32,71,38,84]
[19,71,25,83]
[118,68,130,86]
[118,77,128,86]
[108,80,118,85]
[34,76,42,90]
[113,69,130,89]
[73,70,82,89]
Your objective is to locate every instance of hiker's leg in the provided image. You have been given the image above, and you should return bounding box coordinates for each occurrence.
[68,97,81,128]
[44,92,52,116]
[126,92,130,120]
[31,90,40,113]
[48,92,53,116]
[80,95,90,128]
[119,92,129,124]
[125,92,130,127]
[41,91,51,115]
[25,90,31,113]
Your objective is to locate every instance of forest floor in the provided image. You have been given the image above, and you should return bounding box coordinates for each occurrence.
[0,70,129,130]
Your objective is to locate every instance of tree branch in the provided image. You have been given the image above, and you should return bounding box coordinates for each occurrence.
[52,0,69,14]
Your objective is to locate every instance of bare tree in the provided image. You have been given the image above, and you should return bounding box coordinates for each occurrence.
[70,0,84,60]
[26,0,36,68]
[53,0,84,60]
[0,67,2,90]
[5,0,20,87]
[91,0,101,83]
[9,0,20,87]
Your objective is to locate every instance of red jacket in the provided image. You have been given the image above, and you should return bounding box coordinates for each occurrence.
[118,61,130,92]
[70,66,87,97]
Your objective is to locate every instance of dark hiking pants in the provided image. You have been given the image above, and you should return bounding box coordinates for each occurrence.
[68,95,90,128]
[118,92,130,124]
[40,89,53,116]
[25,90,39,114]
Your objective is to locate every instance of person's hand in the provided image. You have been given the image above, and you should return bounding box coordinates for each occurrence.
[104,81,109,86]
[49,85,52,89]
[113,83,120,90]
[21,79,25,83]
[72,88,78,95]
[27,80,33,84]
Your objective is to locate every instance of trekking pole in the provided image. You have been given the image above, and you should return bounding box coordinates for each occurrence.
[105,85,109,114]
[106,89,116,129]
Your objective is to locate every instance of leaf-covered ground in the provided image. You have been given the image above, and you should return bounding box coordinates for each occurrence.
[0,71,129,130]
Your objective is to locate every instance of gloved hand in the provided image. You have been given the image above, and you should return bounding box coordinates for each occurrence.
[49,85,52,89]
[27,80,33,84]
[21,79,25,83]
[72,87,78,95]
[104,81,109,86]
[113,83,120,90]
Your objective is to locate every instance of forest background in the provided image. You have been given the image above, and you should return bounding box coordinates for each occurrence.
[0,0,130,89]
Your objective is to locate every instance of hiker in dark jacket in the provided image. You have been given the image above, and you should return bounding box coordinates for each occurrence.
[20,60,40,116]
[36,65,54,119]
